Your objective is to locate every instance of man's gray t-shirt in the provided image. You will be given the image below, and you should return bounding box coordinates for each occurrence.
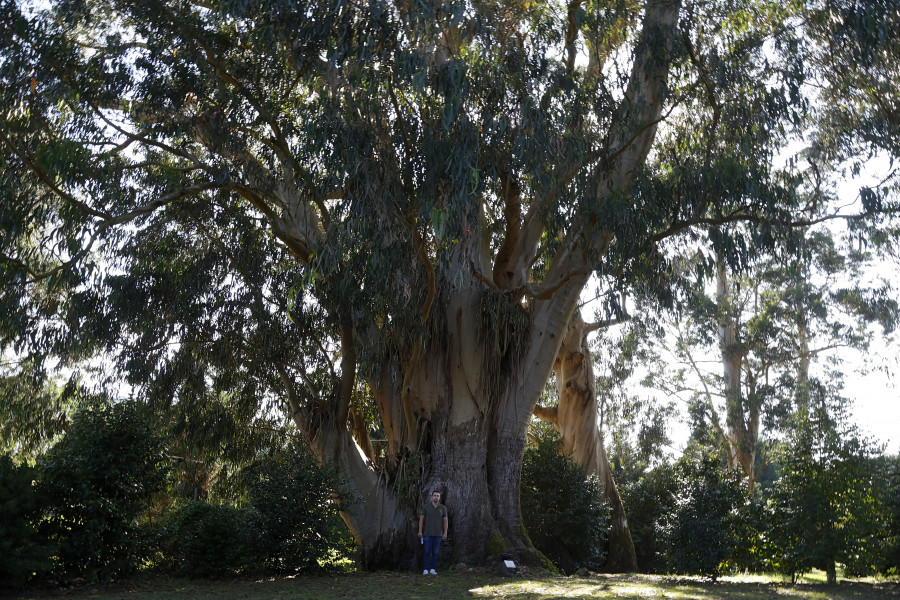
[419,502,447,536]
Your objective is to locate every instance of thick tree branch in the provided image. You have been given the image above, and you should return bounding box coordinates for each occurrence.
[680,329,728,443]
[0,240,94,285]
[604,0,681,181]
[0,131,112,221]
[532,404,559,424]
[105,183,224,225]
[336,325,358,428]
[492,169,523,288]
[564,0,582,76]
[650,206,900,244]
[583,314,631,335]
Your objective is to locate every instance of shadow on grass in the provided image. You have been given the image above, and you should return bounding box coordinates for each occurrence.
[5,571,900,600]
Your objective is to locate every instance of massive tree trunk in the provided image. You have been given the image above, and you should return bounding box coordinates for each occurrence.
[289,267,589,568]
[286,0,678,566]
[533,310,639,572]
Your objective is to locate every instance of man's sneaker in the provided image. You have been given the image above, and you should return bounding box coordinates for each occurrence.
[429,569,437,575]
[423,569,428,575]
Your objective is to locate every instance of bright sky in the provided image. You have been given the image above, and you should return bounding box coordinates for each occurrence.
[827,154,900,455]
[842,353,900,454]
[581,145,900,457]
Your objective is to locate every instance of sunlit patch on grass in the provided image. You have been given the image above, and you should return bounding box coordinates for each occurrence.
[470,577,694,599]
[470,572,900,600]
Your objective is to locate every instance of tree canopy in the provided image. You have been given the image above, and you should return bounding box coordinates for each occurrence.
[2,0,898,568]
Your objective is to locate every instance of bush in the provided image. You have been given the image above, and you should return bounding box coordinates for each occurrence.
[244,441,354,573]
[0,454,54,588]
[154,441,354,578]
[766,395,884,583]
[619,462,679,573]
[729,494,770,574]
[39,402,168,581]
[662,456,744,580]
[521,430,610,574]
[158,501,257,577]
[878,455,900,576]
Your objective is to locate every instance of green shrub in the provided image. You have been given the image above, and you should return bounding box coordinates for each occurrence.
[159,501,257,577]
[521,430,610,574]
[729,494,770,574]
[39,402,168,581]
[155,441,354,578]
[619,462,679,573]
[663,456,744,580]
[0,454,54,588]
[766,394,884,583]
[878,455,900,576]
[244,441,354,573]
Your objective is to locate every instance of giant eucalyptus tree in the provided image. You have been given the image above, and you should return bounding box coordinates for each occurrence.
[2,0,889,568]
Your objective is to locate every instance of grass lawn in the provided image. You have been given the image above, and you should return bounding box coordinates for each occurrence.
[5,570,899,600]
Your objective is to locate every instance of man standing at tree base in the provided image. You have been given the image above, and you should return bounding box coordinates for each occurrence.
[418,490,448,574]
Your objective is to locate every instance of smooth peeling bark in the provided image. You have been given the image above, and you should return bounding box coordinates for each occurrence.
[312,278,554,568]
[716,257,760,491]
[536,310,638,572]
[294,410,412,569]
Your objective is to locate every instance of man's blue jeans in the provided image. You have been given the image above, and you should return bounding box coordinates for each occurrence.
[423,536,442,571]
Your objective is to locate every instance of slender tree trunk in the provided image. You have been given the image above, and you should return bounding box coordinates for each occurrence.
[716,256,759,492]
[534,310,638,572]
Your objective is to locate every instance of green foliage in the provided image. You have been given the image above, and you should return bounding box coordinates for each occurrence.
[805,0,900,168]
[156,501,257,578]
[663,456,745,580]
[38,402,169,581]
[618,462,679,573]
[0,454,53,588]
[521,429,610,574]
[0,361,73,458]
[596,318,677,488]
[877,455,900,576]
[766,382,885,583]
[244,441,354,573]
[155,441,353,578]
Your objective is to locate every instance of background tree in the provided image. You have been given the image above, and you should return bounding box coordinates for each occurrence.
[766,378,883,584]
[643,225,897,493]
[595,317,676,487]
